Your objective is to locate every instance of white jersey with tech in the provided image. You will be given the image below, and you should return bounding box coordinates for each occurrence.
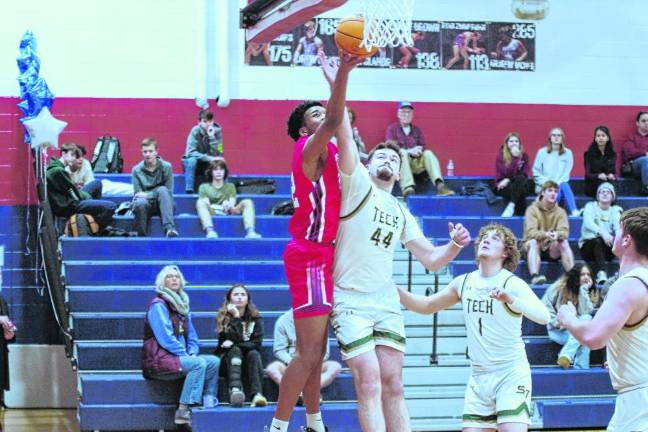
[333,163,424,294]
[457,269,532,372]
[606,266,648,432]
[331,163,424,360]
[456,269,536,428]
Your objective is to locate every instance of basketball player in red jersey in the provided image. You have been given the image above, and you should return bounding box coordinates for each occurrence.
[269,51,365,432]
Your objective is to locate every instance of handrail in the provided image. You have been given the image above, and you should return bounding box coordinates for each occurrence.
[409,247,440,366]
[33,150,74,360]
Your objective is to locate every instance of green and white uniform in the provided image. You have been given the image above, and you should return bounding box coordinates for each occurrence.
[606,267,648,432]
[455,269,548,429]
[332,164,424,360]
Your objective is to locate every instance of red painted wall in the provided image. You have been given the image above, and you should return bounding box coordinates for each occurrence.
[0,96,642,205]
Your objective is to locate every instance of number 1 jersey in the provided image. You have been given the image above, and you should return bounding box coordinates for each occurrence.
[333,164,424,294]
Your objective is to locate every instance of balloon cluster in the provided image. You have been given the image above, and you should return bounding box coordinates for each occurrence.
[16,31,66,148]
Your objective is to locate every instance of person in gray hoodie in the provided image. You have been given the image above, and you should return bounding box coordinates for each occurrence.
[131,138,178,237]
[182,109,223,193]
[579,182,622,285]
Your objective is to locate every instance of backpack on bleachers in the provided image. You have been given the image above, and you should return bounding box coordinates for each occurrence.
[91,135,124,173]
[64,214,99,237]
[271,200,294,215]
[234,178,277,194]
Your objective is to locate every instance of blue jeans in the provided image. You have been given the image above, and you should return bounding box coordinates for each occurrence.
[75,198,116,230]
[547,314,592,369]
[82,179,103,199]
[152,355,220,405]
[182,157,210,193]
[631,155,648,188]
[557,182,578,213]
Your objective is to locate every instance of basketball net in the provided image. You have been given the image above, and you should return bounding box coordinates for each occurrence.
[358,0,415,50]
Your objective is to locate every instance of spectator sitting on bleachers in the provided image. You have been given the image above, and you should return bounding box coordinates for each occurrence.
[385,102,455,197]
[494,132,533,217]
[542,263,594,369]
[196,159,261,239]
[46,143,116,232]
[579,182,622,285]
[131,138,178,237]
[265,310,341,397]
[0,292,16,409]
[523,180,574,285]
[621,111,648,196]
[215,284,267,408]
[65,144,103,199]
[584,126,616,199]
[142,265,220,427]
[182,109,224,194]
[347,108,367,163]
[532,127,580,216]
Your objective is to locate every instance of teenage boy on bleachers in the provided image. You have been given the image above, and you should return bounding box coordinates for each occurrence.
[621,111,648,195]
[182,109,223,194]
[523,180,574,285]
[66,144,102,199]
[46,143,116,231]
[131,138,178,237]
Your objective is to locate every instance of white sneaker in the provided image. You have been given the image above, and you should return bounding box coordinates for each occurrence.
[501,203,515,218]
[571,209,582,217]
[596,270,608,285]
[245,230,262,239]
[206,230,218,239]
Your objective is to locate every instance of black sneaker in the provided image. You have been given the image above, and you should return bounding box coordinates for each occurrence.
[301,427,328,432]
[229,387,245,407]
[174,407,192,425]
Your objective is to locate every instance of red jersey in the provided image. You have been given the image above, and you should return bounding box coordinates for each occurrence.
[288,135,341,245]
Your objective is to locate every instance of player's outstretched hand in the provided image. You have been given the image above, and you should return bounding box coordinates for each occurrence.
[557,301,577,327]
[489,288,512,304]
[448,222,471,249]
[318,51,337,87]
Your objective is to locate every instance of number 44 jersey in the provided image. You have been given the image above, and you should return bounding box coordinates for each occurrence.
[333,164,424,294]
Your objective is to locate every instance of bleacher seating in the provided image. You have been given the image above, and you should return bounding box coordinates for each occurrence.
[61,174,640,431]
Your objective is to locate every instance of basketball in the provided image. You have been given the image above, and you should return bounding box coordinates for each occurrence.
[335,17,378,58]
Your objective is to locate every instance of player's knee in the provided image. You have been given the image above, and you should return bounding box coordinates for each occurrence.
[355,374,381,396]
[381,372,404,398]
[295,349,323,371]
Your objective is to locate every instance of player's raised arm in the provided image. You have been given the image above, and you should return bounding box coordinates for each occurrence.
[406,222,471,272]
[557,277,644,350]
[398,278,461,315]
[302,52,362,176]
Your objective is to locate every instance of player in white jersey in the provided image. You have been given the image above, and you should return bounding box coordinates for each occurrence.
[317,57,471,432]
[558,207,648,431]
[399,224,550,431]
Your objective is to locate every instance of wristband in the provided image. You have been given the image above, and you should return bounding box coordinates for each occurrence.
[451,238,464,249]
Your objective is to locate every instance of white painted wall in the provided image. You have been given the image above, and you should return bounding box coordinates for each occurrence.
[2,0,648,105]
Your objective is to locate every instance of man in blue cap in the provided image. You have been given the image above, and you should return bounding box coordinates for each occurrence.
[385,101,455,197]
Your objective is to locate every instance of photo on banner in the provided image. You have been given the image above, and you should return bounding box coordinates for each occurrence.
[245,18,535,72]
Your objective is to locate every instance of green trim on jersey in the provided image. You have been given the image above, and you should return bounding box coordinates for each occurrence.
[462,413,497,422]
[340,186,372,221]
[497,402,531,418]
[503,302,522,318]
[374,330,406,346]
[338,333,374,355]
[623,276,648,330]
[338,330,406,354]
[462,402,530,422]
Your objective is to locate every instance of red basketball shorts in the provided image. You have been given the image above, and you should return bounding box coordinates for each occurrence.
[283,239,335,319]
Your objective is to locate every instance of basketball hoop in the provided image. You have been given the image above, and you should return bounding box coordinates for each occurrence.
[357,0,416,50]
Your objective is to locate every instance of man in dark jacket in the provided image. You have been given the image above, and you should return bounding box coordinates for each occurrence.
[622,111,648,195]
[46,144,116,230]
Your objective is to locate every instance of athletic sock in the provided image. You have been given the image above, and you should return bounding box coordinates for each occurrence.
[306,412,325,432]
[270,418,289,432]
